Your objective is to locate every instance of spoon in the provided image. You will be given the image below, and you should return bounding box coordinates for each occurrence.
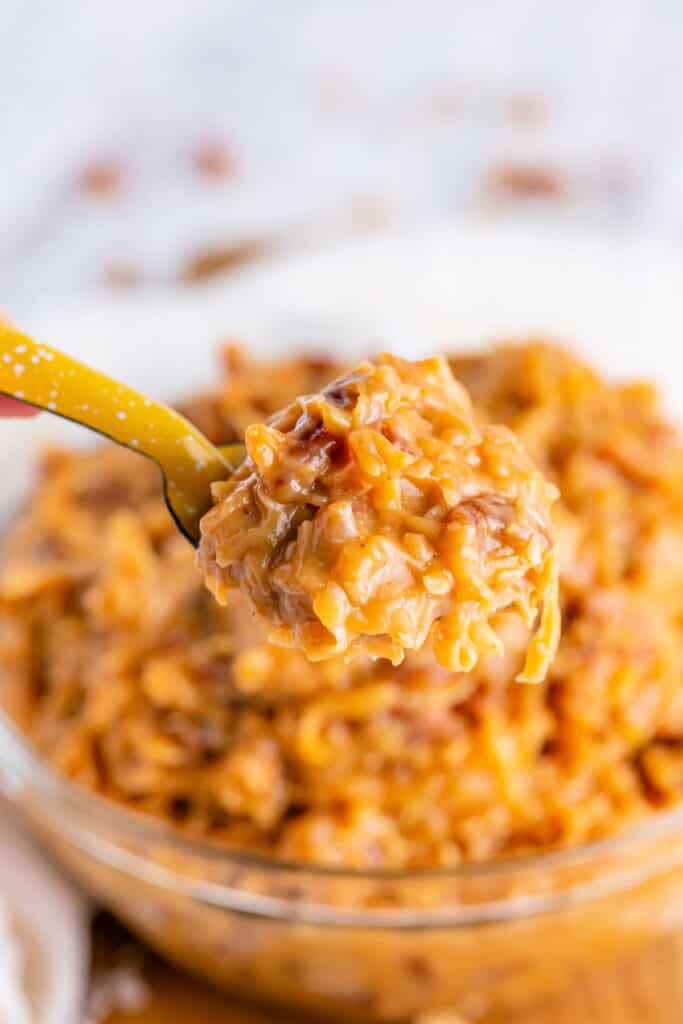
[0,323,245,545]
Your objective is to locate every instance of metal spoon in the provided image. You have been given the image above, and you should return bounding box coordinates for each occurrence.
[0,323,244,545]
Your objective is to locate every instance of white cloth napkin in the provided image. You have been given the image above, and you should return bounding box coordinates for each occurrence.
[0,799,89,1024]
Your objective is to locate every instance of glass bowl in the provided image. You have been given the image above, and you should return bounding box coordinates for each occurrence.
[3,712,683,1021]
[6,232,683,1020]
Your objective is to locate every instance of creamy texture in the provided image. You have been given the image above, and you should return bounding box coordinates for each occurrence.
[199,354,560,680]
[3,342,683,869]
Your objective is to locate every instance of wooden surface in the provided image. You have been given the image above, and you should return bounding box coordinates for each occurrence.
[91,914,683,1024]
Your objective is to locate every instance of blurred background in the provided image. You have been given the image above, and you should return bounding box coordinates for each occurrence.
[3,0,683,314]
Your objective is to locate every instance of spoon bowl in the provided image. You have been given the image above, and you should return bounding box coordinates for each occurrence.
[0,324,244,545]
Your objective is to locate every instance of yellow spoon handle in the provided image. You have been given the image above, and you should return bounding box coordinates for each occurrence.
[0,323,231,543]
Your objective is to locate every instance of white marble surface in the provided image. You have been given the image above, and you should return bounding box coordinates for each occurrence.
[2,0,683,316]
